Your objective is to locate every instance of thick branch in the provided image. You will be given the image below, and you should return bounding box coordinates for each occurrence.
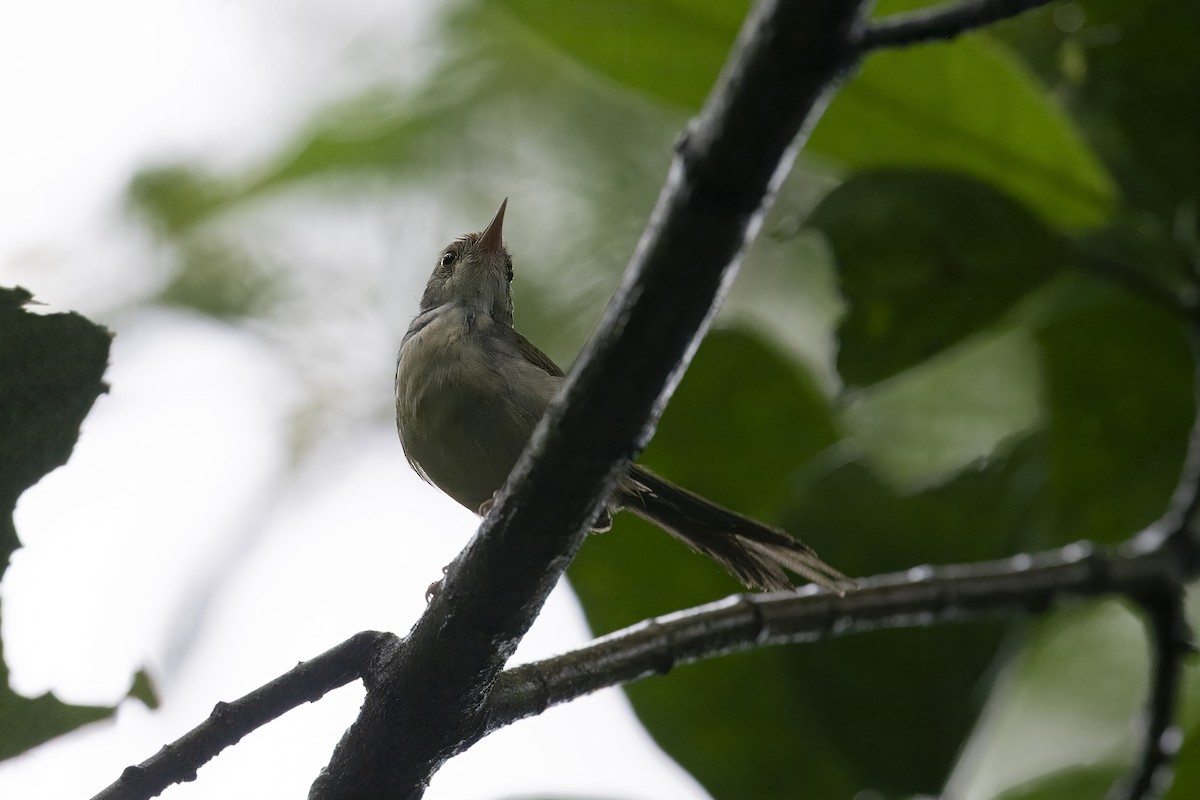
[484,539,1181,733]
[857,0,1057,52]
[90,631,394,800]
[308,3,867,799]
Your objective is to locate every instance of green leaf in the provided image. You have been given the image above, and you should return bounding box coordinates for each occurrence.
[771,440,1053,794]
[570,327,856,798]
[1166,710,1200,800]
[496,0,747,111]
[1070,0,1199,219]
[0,287,112,579]
[0,287,116,759]
[809,36,1115,229]
[990,762,1127,800]
[840,324,1043,489]
[128,669,161,711]
[571,326,843,617]
[810,169,1073,388]
[1035,283,1194,545]
[0,630,114,761]
[499,1,1113,229]
[571,326,1052,796]
[951,599,1147,799]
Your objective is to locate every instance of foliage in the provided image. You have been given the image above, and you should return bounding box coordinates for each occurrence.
[4,0,1199,798]
[0,288,117,758]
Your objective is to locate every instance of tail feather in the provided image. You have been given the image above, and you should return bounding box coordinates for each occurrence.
[618,465,851,594]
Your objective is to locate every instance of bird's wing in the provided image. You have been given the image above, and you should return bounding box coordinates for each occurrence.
[501,325,566,378]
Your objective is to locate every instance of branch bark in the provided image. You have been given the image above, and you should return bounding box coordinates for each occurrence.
[482,534,1193,736]
[90,632,395,800]
[308,1,867,798]
[856,0,1057,52]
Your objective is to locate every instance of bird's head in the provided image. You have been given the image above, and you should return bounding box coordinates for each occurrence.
[419,198,514,325]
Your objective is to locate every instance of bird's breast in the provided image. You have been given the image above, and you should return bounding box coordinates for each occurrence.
[395,307,537,511]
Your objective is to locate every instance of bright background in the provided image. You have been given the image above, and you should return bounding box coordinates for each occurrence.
[0,0,707,797]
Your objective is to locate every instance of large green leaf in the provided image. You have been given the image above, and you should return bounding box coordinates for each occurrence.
[570,327,857,798]
[988,758,1125,800]
[571,326,843,619]
[1002,0,1200,220]
[810,170,1073,388]
[809,36,1114,229]
[570,326,1053,797]
[841,324,1043,489]
[0,287,111,578]
[1035,282,1194,545]
[772,438,1054,795]
[0,287,118,759]
[1080,0,1200,219]
[496,0,745,111]
[949,598,1148,799]
[498,1,1113,230]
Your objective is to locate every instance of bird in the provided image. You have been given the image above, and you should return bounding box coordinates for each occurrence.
[394,199,851,593]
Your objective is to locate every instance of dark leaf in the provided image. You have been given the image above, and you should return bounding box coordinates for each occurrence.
[809,170,1072,387]
[1036,282,1194,545]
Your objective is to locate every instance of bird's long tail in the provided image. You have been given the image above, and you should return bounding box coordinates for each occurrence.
[618,465,852,594]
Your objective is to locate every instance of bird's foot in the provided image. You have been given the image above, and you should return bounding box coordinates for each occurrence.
[424,563,451,603]
[477,491,500,517]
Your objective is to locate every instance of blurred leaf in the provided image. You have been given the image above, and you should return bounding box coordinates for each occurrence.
[788,434,1048,579]
[640,327,841,517]
[810,170,1072,387]
[1071,0,1199,219]
[0,645,112,762]
[571,326,843,618]
[126,165,238,235]
[0,287,111,577]
[950,599,1146,798]
[127,669,160,711]
[570,327,857,798]
[990,762,1126,800]
[497,0,745,111]
[1167,714,1200,800]
[771,439,1052,794]
[159,239,283,320]
[810,36,1114,229]
[841,325,1042,489]
[0,286,116,759]
[994,0,1198,222]
[1036,283,1194,545]
[572,326,1054,796]
[500,0,1112,228]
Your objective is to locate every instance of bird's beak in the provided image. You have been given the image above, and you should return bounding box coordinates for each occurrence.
[478,198,507,254]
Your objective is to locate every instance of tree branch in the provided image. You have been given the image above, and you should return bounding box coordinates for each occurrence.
[856,0,1057,53]
[90,631,395,800]
[308,2,868,798]
[1110,587,1193,800]
[483,539,1185,735]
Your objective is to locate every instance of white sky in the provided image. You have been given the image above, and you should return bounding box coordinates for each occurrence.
[0,1,709,798]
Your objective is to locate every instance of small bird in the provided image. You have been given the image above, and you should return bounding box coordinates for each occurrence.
[395,200,851,593]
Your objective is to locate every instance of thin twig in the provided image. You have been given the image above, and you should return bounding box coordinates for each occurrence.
[856,0,1057,52]
[90,631,395,800]
[1109,588,1194,800]
[484,539,1178,734]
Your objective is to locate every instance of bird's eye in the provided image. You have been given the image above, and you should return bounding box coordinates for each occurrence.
[440,250,457,268]
[505,257,514,283]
